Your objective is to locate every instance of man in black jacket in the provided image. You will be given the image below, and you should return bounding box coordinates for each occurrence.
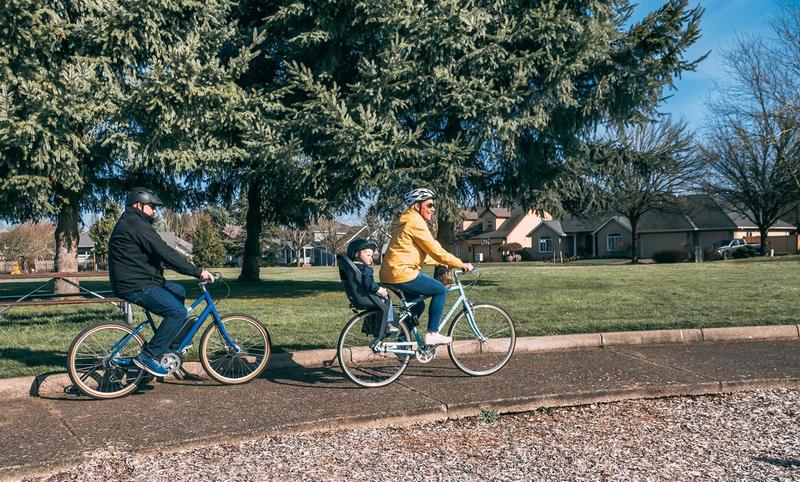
[109,187,214,377]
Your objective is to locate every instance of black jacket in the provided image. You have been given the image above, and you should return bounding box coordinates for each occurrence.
[353,261,381,294]
[108,207,202,295]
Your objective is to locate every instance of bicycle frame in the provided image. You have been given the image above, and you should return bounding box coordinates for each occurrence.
[383,270,485,355]
[106,284,239,362]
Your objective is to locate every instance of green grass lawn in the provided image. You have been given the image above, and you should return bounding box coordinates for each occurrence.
[0,257,798,378]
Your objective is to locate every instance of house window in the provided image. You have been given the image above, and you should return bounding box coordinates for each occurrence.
[455,244,461,257]
[607,233,623,251]
[484,219,494,231]
[539,236,553,253]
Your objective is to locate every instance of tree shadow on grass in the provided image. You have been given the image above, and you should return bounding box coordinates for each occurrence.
[0,306,120,327]
[0,348,66,368]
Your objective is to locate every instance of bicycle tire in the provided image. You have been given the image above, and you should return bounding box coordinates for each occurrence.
[67,322,146,399]
[337,311,412,388]
[447,302,516,376]
[199,313,271,384]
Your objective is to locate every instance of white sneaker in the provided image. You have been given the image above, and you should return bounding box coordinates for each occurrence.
[424,332,452,345]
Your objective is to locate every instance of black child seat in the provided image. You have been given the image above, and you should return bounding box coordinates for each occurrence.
[337,254,390,337]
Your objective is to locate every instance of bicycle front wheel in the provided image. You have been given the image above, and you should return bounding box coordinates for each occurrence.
[447,303,516,376]
[337,311,412,388]
[199,313,271,384]
[67,322,146,399]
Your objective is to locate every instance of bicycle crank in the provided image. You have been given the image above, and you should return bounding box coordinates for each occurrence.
[415,345,437,363]
[159,352,183,374]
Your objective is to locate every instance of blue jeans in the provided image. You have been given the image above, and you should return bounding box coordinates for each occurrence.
[394,272,447,333]
[119,282,187,359]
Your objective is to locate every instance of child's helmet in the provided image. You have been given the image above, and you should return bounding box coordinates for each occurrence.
[346,238,377,259]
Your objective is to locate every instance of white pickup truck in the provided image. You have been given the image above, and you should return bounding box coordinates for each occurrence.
[713,238,760,258]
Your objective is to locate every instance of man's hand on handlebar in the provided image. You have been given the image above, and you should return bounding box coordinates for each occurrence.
[199,269,216,282]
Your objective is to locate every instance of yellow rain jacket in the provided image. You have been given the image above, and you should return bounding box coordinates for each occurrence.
[379,208,465,284]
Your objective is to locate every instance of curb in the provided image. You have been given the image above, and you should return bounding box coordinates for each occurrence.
[2,324,798,401]
[5,378,799,482]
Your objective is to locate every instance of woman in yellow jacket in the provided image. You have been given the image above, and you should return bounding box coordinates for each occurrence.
[380,188,474,346]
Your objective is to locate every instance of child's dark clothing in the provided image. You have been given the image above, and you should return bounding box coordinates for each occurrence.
[354,261,394,325]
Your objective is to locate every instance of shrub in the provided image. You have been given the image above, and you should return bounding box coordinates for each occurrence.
[519,249,534,261]
[652,249,690,263]
[702,248,722,262]
[732,246,760,259]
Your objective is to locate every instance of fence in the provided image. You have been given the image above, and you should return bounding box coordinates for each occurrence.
[743,235,799,254]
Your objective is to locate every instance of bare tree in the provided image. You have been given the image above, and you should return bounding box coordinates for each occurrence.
[314,218,346,266]
[586,119,700,263]
[700,27,800,255]
[364,207,395,264]
[0,223,55,272]
[277,226,309,267]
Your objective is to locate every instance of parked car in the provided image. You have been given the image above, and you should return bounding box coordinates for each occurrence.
[713,238,760,259]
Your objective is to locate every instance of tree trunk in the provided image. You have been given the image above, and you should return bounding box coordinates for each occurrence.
[54,193,80,295]
[758,226,769,256]
[629,215,640,264]
[436,215,456,252]
[239,179,263,282]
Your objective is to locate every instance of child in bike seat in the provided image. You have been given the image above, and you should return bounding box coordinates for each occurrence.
[347,238,397,333]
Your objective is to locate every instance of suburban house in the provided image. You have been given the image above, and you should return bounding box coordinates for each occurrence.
[526,195,797,259]
[455,206,548,262]
[280,224,369,266]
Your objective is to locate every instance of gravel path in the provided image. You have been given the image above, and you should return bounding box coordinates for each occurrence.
[30,389,800,481]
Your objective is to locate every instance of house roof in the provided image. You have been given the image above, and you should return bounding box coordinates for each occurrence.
[591,215,632,235]
[527,220,566,238]
[528,195,797,237]
[459,207,528,240]
[463,208,480,221]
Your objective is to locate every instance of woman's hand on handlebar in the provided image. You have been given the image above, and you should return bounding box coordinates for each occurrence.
[462,263,474,272]
[199,269,216,282]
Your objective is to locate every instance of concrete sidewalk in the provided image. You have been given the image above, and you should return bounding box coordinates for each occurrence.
[2,339,799,480]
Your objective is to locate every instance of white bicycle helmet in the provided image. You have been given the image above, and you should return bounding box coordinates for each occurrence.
[404,188,435,207]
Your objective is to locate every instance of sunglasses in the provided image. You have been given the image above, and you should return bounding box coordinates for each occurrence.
[423,202,435,209]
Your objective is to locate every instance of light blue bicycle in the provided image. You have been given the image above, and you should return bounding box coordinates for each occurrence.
[336,269,516,387]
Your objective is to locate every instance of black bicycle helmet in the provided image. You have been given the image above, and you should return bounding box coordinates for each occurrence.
[346,238,377,260]
[125,187,164,207]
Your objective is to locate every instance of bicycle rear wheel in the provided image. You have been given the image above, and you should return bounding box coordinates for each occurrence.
[337,311,412,387]
[447,303,515,376]
[67,322,145,399]
[199,313,271,384]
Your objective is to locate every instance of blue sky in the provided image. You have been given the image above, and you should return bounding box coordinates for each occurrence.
[631,0,782,131]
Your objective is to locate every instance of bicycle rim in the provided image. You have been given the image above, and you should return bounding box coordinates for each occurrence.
[447,303,516,376]
[67,322,145,399]
[200,314,271,384]
[337,312,411,388]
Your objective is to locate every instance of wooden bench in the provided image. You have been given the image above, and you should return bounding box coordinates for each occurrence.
[0,271,132,321]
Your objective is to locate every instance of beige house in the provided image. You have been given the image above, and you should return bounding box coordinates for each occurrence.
[526,195,797,259]
[455,206,547,262]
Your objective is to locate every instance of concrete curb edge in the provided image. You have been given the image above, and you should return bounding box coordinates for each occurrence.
[1,324,798,401]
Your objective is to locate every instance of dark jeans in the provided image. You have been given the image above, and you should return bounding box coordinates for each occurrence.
[119,281,187,359]
[394,272,447,333]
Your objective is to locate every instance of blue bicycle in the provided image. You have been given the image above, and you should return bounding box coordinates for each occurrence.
[67,277,271,399]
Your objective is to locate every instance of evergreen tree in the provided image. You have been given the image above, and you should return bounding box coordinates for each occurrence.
[281,0,705,245]
[0,0,257,291]
[216,0,385,281]
[192,215,226,268]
